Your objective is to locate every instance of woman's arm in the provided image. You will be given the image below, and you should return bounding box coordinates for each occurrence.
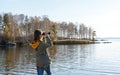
[42,35,53,48]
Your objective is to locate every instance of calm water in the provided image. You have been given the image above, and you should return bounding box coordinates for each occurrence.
[0,39,120,75]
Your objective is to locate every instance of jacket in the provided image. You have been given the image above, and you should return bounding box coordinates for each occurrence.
[35,36,53,67]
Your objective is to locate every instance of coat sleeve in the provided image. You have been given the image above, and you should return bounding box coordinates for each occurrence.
[42,36,53,48]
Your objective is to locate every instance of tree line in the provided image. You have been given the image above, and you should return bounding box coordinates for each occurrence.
[0,13,96,43]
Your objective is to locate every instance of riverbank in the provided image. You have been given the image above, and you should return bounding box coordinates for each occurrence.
[0,39,111,47]
[53,39,94,45]
[53,39,112,45]
[0,41,16,47]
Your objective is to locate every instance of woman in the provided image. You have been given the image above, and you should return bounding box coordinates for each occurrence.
[30,29,53,75]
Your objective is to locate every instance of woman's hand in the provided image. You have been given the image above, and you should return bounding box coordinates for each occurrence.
[40,36,44,41]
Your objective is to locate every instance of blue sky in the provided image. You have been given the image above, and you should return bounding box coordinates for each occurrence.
[1,0,120,38]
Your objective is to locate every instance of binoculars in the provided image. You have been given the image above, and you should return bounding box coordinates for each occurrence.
[42,32,50,35]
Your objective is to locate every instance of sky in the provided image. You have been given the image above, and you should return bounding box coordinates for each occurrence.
[1,0,120,38]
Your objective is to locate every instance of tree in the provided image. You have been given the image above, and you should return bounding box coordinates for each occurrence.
[92,31,96,40]
[61,22,67,38]
[41,15,50,31]
[74,25,78,38]
[79,24,85,39]
[67,22,75,38]
[24,16,29,40]
[84,27,88,39]
[0,15,3,31]
[19,14,24,25]
[58,22,67,38]
[0,12,96,43]
[0,15,2,25]
[88,27,92,40]
[3,13,10,41]
[50,24,57,41]
[32,16,40,30]
[3,13,9,25]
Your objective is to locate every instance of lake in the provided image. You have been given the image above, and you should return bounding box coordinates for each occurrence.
[0,39,120,75]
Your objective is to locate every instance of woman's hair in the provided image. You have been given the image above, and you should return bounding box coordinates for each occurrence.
[34,29,42,41]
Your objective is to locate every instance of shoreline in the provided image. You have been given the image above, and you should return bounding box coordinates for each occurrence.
[53,39,112,45]
[0,39,112,47]
[53,39,95,45]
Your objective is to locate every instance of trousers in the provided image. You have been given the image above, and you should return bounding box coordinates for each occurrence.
[37,65,51,75]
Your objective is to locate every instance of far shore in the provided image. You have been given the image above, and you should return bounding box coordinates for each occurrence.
[53,39,112,45]
[53,39,95,45]
[0,38,112,47]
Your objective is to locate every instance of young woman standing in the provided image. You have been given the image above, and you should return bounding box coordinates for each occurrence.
[30,29,53,75]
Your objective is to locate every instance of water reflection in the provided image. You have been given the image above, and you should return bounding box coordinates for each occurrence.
[0,44,97,75]
[79,44,95,67]
[52,44,95,69]
[0,46,36,75]
[1,40,120,75]
[48,46,57,62]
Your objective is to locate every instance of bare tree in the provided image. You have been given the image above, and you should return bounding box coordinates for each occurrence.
[74,25,78,38]
[79,24,84,39]
[84,27,88,39]
[92,31,96,40]
[67,22,75,38]
[88,27,92,40]
[41,15,50,31]
[0,15,2,25]
[0,15,3,31]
